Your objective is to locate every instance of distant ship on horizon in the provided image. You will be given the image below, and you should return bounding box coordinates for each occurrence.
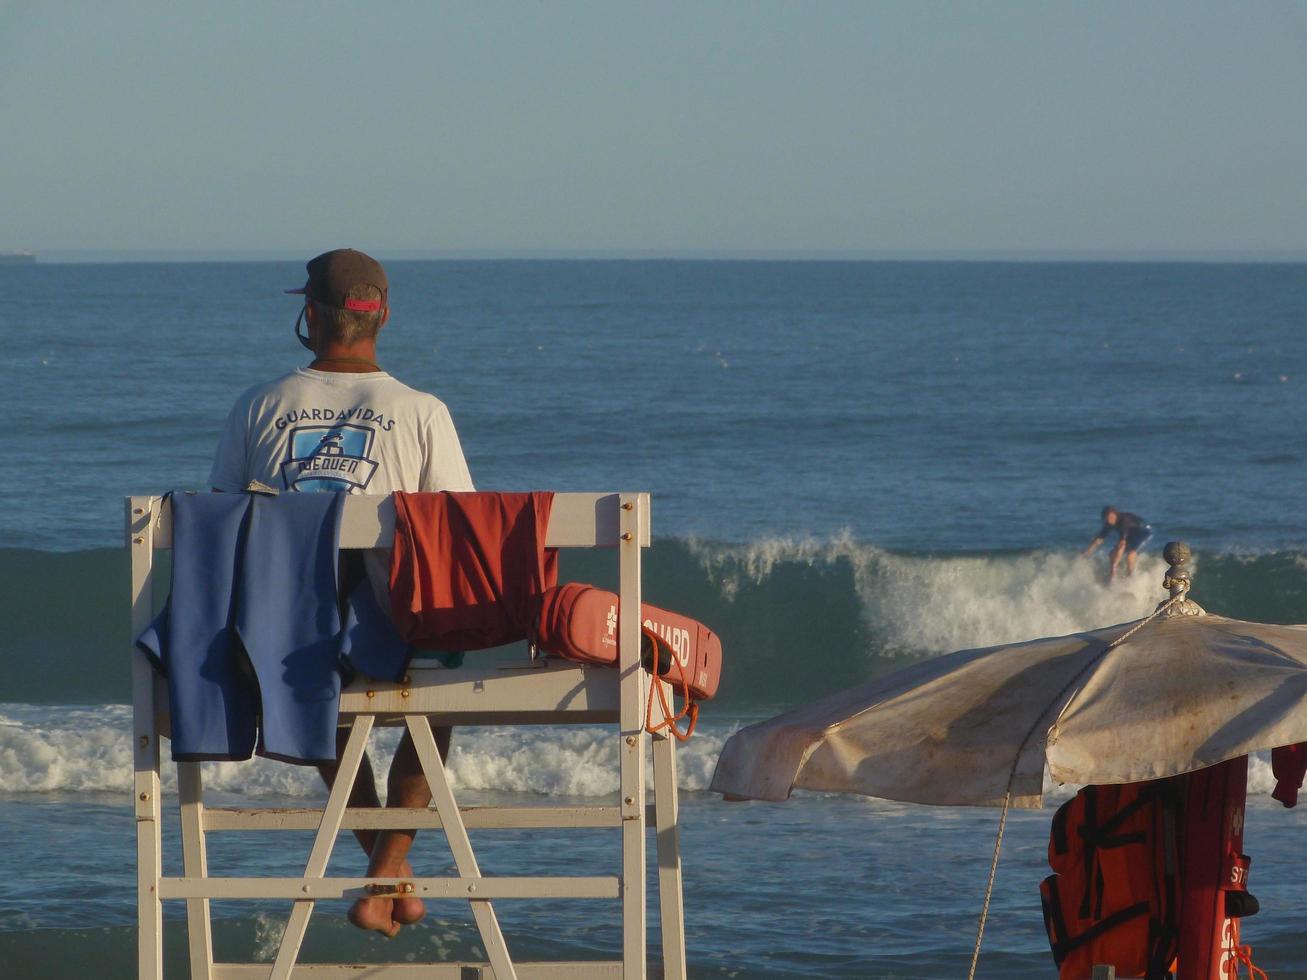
[0,250,36,265]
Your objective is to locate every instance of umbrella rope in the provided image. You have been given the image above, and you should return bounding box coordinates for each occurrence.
[965,595,1181,980]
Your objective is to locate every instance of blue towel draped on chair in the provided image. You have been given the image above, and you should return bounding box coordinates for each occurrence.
[138,492,409,763]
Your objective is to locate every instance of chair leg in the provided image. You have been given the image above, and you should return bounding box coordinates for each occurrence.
[178,761,214,979]
[135,771,163,980]
[269,715,375,980]
[130,496,163,980]
[652,730,687,980]
[618,493,648,980]
[405,714,518,980]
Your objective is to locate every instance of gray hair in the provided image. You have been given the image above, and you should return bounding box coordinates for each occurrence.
[311,284,385,346]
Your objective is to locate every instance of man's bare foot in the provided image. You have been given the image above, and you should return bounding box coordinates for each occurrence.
[392,859,425,925]
[348,859,425,936]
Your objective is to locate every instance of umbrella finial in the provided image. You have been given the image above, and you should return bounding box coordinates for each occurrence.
[1158,541,1206,617]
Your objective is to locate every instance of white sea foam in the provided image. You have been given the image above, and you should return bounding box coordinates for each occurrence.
[0,703,1293,819]
[0,703,728,798]
[690,533,1166,656]
[0,704,136,793]
[442,725,728,797]
[1044,755,1284,810]
[251,913,287,962]
[1248,753,1278,797]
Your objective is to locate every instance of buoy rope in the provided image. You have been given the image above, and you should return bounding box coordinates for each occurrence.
[644,627,699,741]
[1233,943,1269,980]
[965,595,1182,980]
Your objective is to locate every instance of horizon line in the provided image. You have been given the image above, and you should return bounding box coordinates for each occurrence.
[10,247,1307,265]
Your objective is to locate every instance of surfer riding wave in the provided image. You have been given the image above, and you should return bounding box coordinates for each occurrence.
[1082,505,1152,583]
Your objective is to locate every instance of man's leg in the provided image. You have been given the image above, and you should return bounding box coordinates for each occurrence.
[316,733,415,937]
[1108,539,1126,583]
[315,727,381,857]
[1125,547,1139,577]
[348,725,453,935]
[1123,527,1151,578]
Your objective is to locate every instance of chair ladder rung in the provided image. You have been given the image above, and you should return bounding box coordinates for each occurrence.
[203,804,626,831]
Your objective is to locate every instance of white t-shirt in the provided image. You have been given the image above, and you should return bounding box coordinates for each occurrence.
[210,368,474,495]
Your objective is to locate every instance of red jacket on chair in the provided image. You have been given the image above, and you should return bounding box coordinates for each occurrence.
[389,491,558,651]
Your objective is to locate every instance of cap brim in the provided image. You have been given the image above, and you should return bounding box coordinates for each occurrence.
[285,287,308,295]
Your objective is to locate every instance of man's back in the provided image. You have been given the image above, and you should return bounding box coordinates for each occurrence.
[1105,511,1144,540]
[210,367,473,495]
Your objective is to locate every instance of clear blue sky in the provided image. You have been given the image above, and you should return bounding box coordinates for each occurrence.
[3,1,1306,257]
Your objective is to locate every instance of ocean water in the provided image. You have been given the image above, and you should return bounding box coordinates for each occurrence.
[4,259,1307,977]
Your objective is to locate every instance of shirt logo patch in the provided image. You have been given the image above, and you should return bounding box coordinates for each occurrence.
[281,423,380,492]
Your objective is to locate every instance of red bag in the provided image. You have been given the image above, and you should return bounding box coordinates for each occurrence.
[534,582,722,701]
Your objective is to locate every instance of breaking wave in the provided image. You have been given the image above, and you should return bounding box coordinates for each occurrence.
[0,702,1289,807]
[5,538,1307,712]
[0,703,731,797]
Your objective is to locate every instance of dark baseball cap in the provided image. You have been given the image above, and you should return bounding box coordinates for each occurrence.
[286,248,388,312]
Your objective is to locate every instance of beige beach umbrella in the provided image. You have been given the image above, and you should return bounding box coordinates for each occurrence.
[710,542,1307,809]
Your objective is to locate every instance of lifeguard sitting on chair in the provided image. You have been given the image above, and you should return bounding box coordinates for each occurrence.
[207,248,474,937]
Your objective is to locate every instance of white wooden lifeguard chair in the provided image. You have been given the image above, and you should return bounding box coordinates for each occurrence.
[128,492,687,979]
